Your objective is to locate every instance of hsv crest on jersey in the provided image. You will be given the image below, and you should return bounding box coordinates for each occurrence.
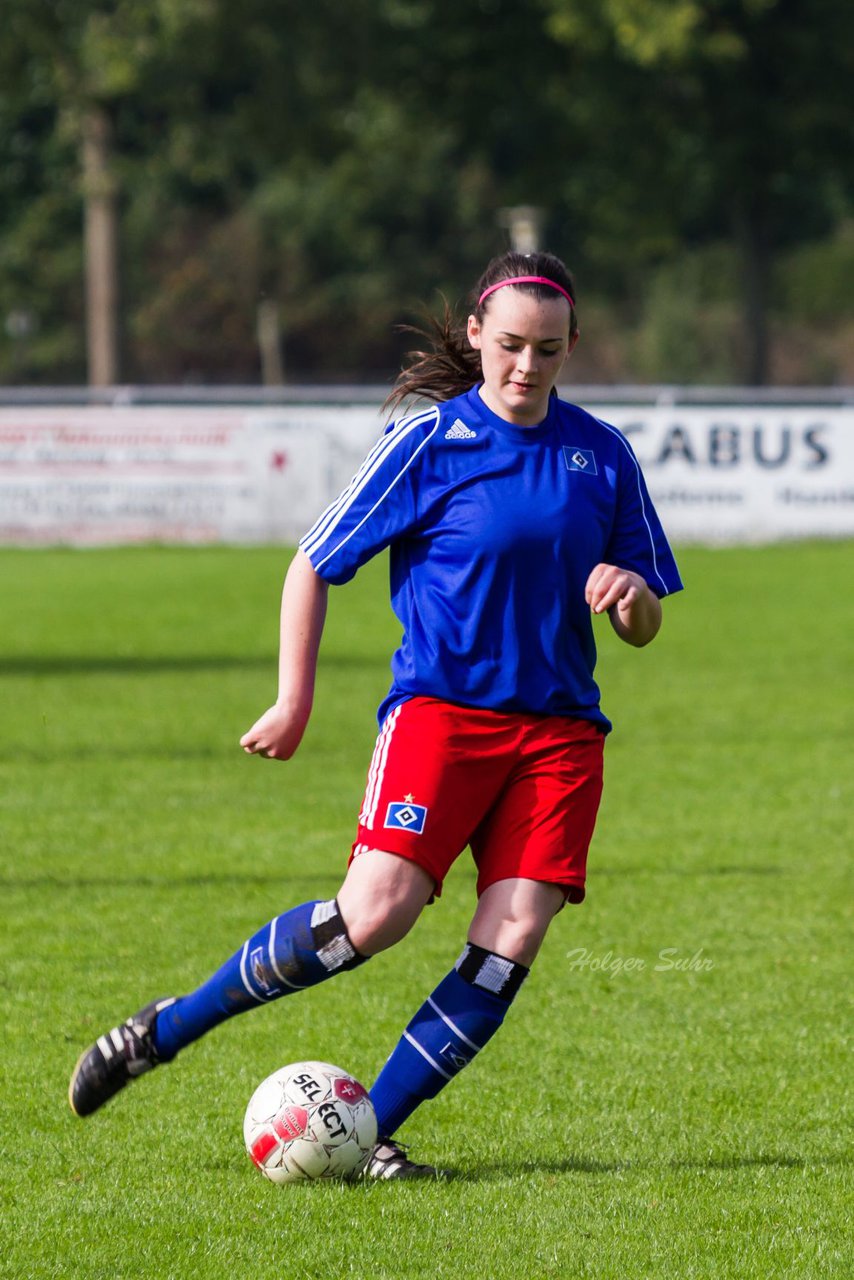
[444,419,477,440]
[384,801,428,833]
[563,446,598,475]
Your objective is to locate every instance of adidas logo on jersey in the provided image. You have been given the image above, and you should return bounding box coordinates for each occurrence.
[445,419,477,440]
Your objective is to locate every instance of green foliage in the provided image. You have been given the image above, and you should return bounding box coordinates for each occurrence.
[0,0,851,383]
[632,244,742,383]
[766,223,854,383]
[781,222,854,324]
[545,0,707,64]
[0,542,851,1277]
[546,0,854,325]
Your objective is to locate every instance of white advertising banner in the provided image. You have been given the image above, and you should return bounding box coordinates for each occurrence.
[0,404,383,546]
[592,403,854,543]
[0,399,851,545]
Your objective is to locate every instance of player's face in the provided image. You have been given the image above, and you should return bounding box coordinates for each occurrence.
[467,290,578,426]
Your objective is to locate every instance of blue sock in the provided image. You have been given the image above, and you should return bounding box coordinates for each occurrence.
[152,899,365,1060]
[369,943,529,1139]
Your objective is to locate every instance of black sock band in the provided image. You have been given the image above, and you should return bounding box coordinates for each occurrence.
[455,942,529,1003]
[310,899,368,973]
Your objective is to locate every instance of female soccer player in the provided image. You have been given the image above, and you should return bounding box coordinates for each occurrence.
[69,251,682,1178]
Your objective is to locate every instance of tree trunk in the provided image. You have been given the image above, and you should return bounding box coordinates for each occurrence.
[82,105,120,387]
[257,299,285,385]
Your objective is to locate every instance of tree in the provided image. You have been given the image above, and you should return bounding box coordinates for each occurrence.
[0,0,254,383]
[0,0,850,384]
[541,0,854,382]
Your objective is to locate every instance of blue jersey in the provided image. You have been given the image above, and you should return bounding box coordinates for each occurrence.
[300,386,682,731]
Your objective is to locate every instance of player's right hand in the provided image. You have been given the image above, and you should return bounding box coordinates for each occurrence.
[239,700,311,761]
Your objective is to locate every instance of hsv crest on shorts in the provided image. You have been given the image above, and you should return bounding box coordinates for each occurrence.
[384,801,428,833]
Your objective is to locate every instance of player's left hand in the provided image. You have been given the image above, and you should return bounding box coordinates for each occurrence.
[585,562,662,646]
[585,563,647,615]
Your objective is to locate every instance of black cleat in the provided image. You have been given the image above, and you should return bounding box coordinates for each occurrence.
[363,1139,445,1180]
[68,997,176,1117]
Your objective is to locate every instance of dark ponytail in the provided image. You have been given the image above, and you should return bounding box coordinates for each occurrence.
[384,251,577,416]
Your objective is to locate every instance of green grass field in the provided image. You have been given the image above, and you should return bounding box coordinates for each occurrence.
[1,542,851,1279]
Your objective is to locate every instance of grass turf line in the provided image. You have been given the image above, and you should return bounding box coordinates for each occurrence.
[0,543,851,1279]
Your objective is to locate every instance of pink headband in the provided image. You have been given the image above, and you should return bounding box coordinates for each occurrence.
[477,275,575,309]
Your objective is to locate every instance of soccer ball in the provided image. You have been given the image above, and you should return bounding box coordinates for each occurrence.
[244,1061,377,1183]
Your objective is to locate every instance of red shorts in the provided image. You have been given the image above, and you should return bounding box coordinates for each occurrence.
[351,697,604,903]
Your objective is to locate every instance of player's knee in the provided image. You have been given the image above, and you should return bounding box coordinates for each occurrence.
[469,881,564,966]
[337,849,433,956]
[341,897,417,956]
[485,918,548,967]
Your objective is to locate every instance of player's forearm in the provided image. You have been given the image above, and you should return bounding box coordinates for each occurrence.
[276,549,329,710]
[608,584,662,647]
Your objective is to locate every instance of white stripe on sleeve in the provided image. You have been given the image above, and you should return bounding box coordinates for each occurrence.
[596,417,674,595]
[300,406,440,570]
[300,411,429,557]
